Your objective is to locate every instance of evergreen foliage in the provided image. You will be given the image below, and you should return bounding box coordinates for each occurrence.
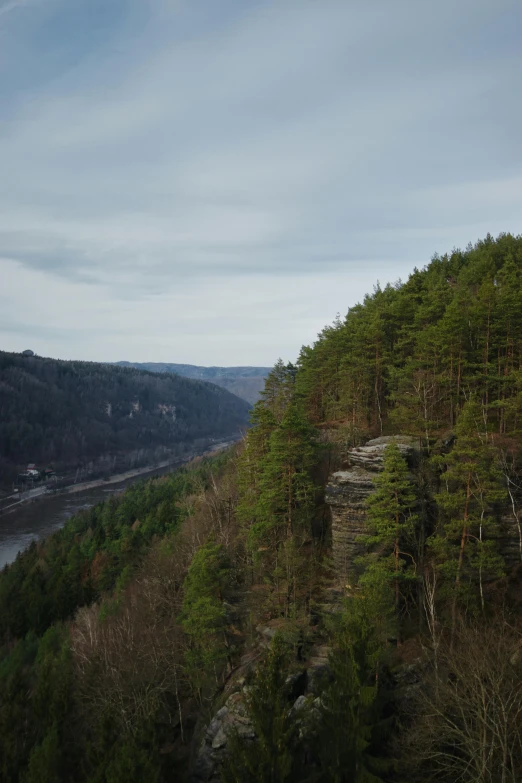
[238,361,319,618]
[296,233,522,442]
[364,444,419,619]
[180,541,230,694]
[431,399,506,622]
[222,636,301,783]
[314,612,390,783]
[1,234,522,782]
[0,456,231,782]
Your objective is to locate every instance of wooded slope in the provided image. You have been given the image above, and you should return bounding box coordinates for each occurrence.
[1,234,522,783]
[0,352,250,484]
[296,232,522,442]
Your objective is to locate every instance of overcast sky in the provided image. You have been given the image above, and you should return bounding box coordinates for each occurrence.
[1,0,521,366]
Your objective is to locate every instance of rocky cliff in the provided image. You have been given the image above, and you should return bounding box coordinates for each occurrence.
[191,434,522,780]
[325,436,420,581]
[191,635,329,782]
[325,434,522,582]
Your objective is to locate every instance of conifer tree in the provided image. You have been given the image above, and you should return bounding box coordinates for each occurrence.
[431,400,505,628]
[237,361,296,533]
[221,635,300,783]
[236,401,277,533]
[259,359,297,424]
[248,402,317,616]
[179,541,230,695]
[364,444,418,617]
[315,614,389,783]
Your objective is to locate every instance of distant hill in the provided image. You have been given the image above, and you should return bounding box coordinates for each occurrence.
[0,352,251,486]
[116,362,271,404]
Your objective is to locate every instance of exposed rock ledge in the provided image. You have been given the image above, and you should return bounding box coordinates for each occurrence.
[326,436,420,580]
[348,435,420,471]
[326,434,522,579]
[191,639,330,781]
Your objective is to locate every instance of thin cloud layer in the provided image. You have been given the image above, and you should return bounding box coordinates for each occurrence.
[1,0,521,364]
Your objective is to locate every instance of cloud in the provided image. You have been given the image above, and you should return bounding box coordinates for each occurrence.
[0,0,521,363]
[0,0,31,19]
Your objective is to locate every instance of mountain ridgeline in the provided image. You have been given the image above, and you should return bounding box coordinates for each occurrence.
[116,362,271,404]
[296,231,522,438]
[1,233,522,783]
[0,352,250,487]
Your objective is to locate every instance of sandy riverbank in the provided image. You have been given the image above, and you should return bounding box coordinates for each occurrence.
[62,459,179,494]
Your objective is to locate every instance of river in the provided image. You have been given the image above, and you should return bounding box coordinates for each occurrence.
[0,461,184,570]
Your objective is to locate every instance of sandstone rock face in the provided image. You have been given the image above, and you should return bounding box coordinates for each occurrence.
[348,435,420,471]
[326,467,376,580]
[326,435,421,580]
[191,690,254,782]
[191,634,332,781]
[326,434,522,579]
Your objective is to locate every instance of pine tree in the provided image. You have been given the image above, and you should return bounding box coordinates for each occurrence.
[248,402,317,616]
[431,400,505,629]
[221,636,300,783]
[179,541,230,695]
[24,724,62,783]
[315,616,389,783]
[364,444,418,619]
[237,361,297,536]
[259,359,297,425]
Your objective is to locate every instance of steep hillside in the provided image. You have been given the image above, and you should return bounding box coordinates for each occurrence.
[0,352,250,486]
[2,234,522,783]
[116,362,271,404]
[296,231,522,440]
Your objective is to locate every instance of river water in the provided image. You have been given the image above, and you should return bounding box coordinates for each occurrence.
[0,462,182,570]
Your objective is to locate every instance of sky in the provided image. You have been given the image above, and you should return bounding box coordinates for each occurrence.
[1,0,521,367]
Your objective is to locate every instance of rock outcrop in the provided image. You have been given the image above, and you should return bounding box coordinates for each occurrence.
[348,435,420,471]
[192,690,254,782]
[191,634,331,781]
[325,436,420,581]
[326,433,522,580]
[326,466,376,580]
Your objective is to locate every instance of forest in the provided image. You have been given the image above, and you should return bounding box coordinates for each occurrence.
[1,233,522,782]
[0,353,250,487]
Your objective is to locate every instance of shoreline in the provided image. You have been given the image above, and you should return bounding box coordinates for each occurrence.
[62,458,181,495]
[0,460,180,516]
[0,439,236,517]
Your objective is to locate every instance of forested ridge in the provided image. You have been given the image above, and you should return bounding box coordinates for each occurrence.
[0,352,250,487]
[296,231,522,438]
[1,233,522,782]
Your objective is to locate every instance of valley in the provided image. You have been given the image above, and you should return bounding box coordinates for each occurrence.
[0,460,178,569]
[0,440,234,568]
[1,234,522,783]
[0,352,250,490]
[1,3,517,780]
[116,362,271,404]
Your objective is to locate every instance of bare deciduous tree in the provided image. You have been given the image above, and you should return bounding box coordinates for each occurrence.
[72,565,187,738]
[400,619,522,783]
